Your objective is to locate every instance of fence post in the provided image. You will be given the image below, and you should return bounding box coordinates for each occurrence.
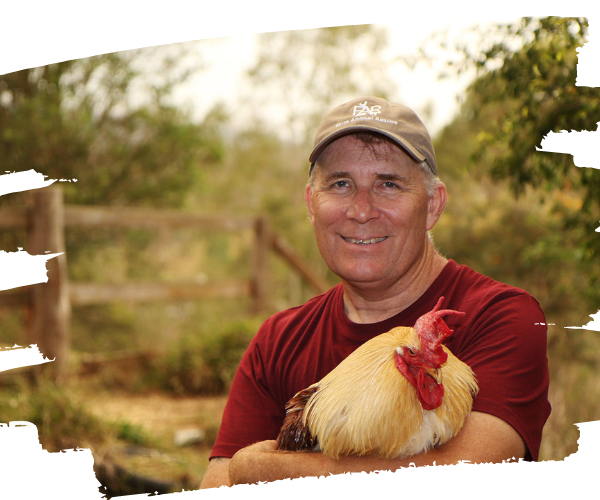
[26,186,70,383]
[251,216,269,313]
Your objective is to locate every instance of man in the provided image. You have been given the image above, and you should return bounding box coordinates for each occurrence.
[201,96,551,488]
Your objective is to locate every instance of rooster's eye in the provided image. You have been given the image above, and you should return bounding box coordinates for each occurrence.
[406,348,416,356]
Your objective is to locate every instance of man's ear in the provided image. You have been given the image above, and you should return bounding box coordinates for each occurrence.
[305,183,315,226]
[426,182,447,231]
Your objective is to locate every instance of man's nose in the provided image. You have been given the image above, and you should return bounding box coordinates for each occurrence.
[346,189,380,223]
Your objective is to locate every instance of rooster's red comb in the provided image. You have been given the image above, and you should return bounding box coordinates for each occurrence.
[414,297,466,347]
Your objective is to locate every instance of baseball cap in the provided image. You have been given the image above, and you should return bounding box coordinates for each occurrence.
[309,96,437,175]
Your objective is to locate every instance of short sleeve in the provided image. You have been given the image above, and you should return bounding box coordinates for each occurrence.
[209,328,285,459]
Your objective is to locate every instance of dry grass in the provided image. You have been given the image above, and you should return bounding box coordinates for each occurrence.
[71,379,228,492]
[0,370,227,496]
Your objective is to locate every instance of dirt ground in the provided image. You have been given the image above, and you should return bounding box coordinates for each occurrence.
[79,388,228,494]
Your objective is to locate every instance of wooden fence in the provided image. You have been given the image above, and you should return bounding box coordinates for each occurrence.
[0,187,330,382]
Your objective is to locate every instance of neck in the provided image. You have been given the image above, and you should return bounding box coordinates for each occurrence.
[342,244,448,324]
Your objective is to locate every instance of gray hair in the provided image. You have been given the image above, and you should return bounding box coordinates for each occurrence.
[416,161,443,198]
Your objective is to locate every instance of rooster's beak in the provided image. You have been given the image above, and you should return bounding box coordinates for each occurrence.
[424,367,442,385]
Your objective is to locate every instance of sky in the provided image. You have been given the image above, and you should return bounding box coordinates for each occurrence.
[164,18,536,140]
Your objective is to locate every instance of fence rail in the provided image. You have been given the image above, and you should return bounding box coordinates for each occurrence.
[0,187,330,382]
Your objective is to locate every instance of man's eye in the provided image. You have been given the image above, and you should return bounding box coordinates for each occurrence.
[383,181,399,189]
[334,181,349,188]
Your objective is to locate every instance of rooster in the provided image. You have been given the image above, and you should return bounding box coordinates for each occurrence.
[276,297,478,460]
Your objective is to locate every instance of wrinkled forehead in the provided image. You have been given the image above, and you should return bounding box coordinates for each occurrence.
[312,133,421,175]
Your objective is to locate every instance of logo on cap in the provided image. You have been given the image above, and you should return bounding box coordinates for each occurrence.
[353,101,382,117]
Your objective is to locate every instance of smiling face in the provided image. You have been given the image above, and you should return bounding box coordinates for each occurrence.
[305,134,446,292]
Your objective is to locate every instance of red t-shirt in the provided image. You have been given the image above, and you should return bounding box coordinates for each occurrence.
[211,259,551,461]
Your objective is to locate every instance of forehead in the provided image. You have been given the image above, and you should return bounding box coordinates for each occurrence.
[315,134,417,173]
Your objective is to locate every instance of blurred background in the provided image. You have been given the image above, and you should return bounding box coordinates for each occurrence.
[1,17,599,496]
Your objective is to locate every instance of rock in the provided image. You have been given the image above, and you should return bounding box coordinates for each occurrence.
[174,427,205,447]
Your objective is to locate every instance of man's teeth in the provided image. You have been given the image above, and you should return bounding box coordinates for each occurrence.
[343,237,387,245]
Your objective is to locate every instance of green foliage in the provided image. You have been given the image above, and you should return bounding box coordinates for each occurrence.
[160,317,264,395]
[436,17,600,314]
[71,303,139,353]
[0,379,113,452]
[429,17,600,459]
[244,25,396,145]
[193,125,334,302]
[0,50,226,208]
[114,420,153,446]
[469,18,593,173]
[430,16,600,307]
[0,46,231,357]
[464,18,600,258]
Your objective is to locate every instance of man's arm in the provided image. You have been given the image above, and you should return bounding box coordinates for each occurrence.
[200,457,232,489]
[229,411,525,485]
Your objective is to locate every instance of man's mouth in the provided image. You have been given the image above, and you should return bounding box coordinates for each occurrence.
[342,236,388,245]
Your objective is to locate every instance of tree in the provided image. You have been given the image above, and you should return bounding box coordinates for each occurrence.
[0,46,226,209]
[241,25,396,148]
[411,17,600,305]
[455,18,599,257]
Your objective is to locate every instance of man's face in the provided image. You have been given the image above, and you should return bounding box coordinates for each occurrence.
[305,134,446,290]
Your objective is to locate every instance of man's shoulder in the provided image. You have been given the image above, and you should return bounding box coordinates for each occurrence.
[441,260,546,341]
[438,260,546,332]
[445,259,539,304]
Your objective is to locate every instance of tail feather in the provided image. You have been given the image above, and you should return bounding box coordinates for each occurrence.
[276,385,319,451]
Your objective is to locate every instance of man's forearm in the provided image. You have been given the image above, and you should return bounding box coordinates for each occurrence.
[201,457,232,489]
[230,448,350,485]
[228,412,526,485]
[230,449,326,485]
[229,442,457,485]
